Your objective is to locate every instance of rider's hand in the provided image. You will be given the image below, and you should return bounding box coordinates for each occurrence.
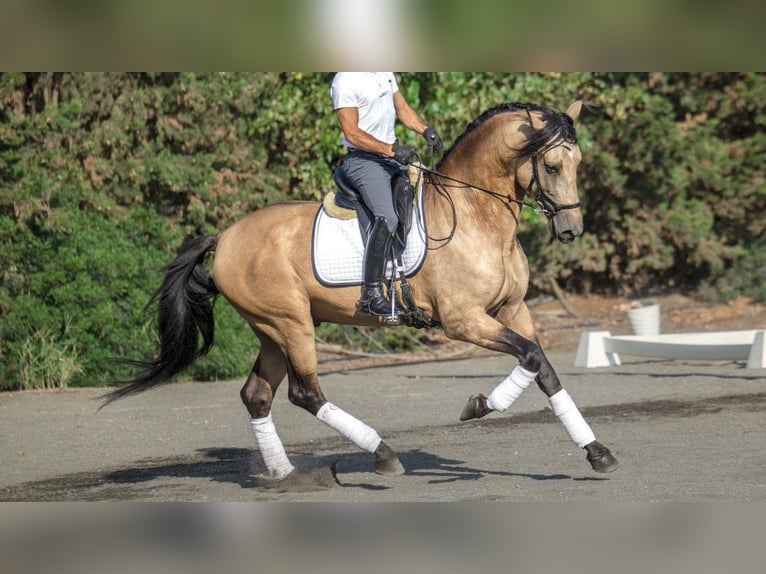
[391,142,416,165]
[423,127,443,152]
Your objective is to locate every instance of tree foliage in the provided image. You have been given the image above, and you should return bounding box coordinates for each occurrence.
[1,72,763,390]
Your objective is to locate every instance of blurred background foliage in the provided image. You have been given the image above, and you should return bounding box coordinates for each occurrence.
[1,72,764,390]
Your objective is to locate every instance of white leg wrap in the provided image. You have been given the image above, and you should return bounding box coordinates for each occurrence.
[487,365,537,412]
[316,402,382,453]
[549,389,596,448]
[251,414,295,479]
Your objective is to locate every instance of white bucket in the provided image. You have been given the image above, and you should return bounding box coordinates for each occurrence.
[627,304,661,336]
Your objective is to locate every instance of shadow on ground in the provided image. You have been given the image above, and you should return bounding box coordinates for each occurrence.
[0,444,604,502]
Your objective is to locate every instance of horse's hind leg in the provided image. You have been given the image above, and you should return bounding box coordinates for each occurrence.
[241,330,294,480]
[281,320,405,476]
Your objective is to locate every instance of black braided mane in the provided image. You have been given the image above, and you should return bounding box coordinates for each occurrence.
[438,102,577,168]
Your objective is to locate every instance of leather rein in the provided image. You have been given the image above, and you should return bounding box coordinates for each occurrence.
[418,145,581,220]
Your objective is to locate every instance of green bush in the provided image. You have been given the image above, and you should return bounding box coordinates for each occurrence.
[707,239,766,303]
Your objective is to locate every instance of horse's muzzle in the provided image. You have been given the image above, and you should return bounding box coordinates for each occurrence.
[549,214,583,244]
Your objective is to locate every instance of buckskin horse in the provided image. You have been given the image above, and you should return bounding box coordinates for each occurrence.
[104,101,620,480]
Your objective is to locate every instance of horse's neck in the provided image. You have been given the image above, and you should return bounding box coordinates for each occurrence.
[428,155,523,239]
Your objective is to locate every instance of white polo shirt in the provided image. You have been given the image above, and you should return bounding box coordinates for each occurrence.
[331,72,399,147]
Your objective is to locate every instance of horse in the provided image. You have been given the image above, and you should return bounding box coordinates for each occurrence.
[103,100,620,480]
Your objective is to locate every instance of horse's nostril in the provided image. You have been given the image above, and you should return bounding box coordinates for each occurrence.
[559,231,575,243]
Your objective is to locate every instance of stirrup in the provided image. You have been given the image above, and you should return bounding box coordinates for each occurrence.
[357,298,401,319]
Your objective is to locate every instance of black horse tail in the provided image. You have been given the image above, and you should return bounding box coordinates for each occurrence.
[100,235,219,407]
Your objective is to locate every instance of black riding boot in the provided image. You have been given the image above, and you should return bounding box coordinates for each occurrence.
[358,217,398,319]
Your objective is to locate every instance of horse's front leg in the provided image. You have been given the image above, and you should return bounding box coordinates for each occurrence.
[536,352,620,472]
[450,305,619,473]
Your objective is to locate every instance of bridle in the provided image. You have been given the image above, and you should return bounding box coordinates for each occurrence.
[529,151,582,219]
[419,143,581,221]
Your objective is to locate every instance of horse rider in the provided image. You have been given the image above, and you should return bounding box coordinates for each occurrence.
[330,72,443,318]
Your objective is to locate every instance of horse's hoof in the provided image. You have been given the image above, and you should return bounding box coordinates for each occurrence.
[374,441,406,476]
[460,394,491,421]
[255,467,295,482]
[587,450,621,473]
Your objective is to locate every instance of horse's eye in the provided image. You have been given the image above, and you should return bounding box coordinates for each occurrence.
[544,163,559,175]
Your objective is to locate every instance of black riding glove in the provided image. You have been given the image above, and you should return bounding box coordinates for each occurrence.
[423,127,444,151]
[392,142,416,165]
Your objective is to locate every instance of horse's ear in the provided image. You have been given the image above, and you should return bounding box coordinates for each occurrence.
[527,110,546,131]
[566,100,583,122]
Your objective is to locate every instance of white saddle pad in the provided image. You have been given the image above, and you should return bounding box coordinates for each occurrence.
[312,197,427,287]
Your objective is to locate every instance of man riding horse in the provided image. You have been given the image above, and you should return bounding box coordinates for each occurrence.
[105,97,621,480]
[330,72,443,320]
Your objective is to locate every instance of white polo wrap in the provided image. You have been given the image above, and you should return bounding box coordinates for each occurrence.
[317,402,382,453]
[487,365,537,412]
[251,414,295,479]
[548,389,596,448]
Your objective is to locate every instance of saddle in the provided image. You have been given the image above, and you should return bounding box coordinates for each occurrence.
[316,164,435,328]
[324,165,418,258]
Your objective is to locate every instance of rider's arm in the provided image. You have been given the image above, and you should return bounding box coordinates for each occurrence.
[393,91,428,135]
[335,107,396,157]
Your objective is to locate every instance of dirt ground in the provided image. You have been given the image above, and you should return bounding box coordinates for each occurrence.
[1,294,765,502]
